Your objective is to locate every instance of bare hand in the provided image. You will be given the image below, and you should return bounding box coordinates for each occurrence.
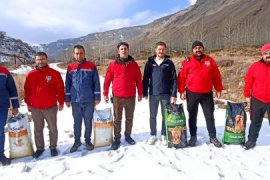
[27,106,32,112]
[138,95,142,102]
[216,91,222,99]
[65,102,71,108]
[58,104,64,111]
[95,100,100,105]
[180,93,186,100]
[104,96,109,103]
[12,108,19,115]
[144,96,148,100]
[171,97,177,104]
[245,97,251,111]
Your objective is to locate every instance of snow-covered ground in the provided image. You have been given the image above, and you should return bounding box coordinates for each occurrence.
[1,64,270,180]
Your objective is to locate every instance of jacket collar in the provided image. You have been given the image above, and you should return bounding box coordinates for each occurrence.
[74,58,87,64]
[115,55,134,64]
[149,55,170,63]
[190,54,205,62]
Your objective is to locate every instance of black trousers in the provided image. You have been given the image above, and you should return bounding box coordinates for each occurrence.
[186,90,216,138]
[247,97,270,142]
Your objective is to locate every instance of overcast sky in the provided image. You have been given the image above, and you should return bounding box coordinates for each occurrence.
[0,0,196,44]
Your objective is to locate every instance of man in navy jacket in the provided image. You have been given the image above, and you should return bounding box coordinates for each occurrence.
[66,45,101,153]
[143,41,177,145]
[0,65,19,165]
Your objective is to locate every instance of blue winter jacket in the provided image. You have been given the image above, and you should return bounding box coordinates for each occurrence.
[143,55,177,97]
[65,60,101,103]
[0,66,19,109]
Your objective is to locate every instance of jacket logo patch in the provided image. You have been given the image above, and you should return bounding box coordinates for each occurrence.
[45,76,52,82]
[205,61,210,67]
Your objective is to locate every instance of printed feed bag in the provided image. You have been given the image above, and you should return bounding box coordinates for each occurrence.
[165,103,188,148]
[223,102,247,145]
[93,108,113,147]
[8,113,34,158]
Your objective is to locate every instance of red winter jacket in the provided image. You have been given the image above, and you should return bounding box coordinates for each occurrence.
[178,54,223,94]
[244,60,270,103]
[103,56,143,98]
[24,66,65,109]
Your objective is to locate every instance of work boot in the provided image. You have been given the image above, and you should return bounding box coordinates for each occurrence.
[210,137,222,148]
[33,149,45,159]
[70,141,82,153]
[85,142,94,151]
[110,140,121,150]
[189,136,197,147]
[243,140,256,150]
[0,154,11,166]
[125,136,136,145]
[50,148,58,157]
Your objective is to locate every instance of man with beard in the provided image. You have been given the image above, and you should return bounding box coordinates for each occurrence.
[66,45,101,153]
[243,43,270,150]
[24,52,65,158]
[103,42,143,150]
[178,41,223,148]
[143,41,177,145]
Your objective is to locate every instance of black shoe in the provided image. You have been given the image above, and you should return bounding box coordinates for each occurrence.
[110,140,121,150]
[50,148,58,157]
[189,136,197,147]
[33,149,45,159]
[243,140,256,150]
[70,141,82,153]
[210,137,222,148]
[85,142,94,151]
[125,136,136,145]
[0,154,11,166]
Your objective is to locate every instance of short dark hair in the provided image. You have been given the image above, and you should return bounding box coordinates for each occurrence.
[36,52,47,59]
[155,41,167,49]
[73,45,85,53]
[117,42,129,49]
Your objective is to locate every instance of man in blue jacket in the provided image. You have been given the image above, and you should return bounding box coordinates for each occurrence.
[0,65,19,165]
[143,41,177,145]
[65,45,101,153]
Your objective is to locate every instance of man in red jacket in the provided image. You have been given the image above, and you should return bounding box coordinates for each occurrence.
[104,42,143,150]
[24,52,65,158]
[243,43,270,150]
[178,41,223,148]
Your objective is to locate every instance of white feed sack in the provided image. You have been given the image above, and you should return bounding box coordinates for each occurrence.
[7,113,34,158]
[93,108,113,147]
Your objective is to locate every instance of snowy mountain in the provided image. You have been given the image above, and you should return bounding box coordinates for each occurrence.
[0,31,35,62]
[42,0,270,61]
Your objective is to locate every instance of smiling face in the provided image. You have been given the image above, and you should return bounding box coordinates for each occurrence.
[193,45,204,58]
[155,45,166,59]
[263,50,270,63]
[35,54,48,68]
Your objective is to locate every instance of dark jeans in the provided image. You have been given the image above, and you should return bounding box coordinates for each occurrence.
[113,96,135,141]
[186,90,216,138]
[247,97,270,142]
[149,94,170,136]
[0,108,8,155]
[72,102,95,144]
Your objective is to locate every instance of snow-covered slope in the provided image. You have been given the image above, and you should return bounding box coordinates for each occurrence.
[1,64,269,180]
